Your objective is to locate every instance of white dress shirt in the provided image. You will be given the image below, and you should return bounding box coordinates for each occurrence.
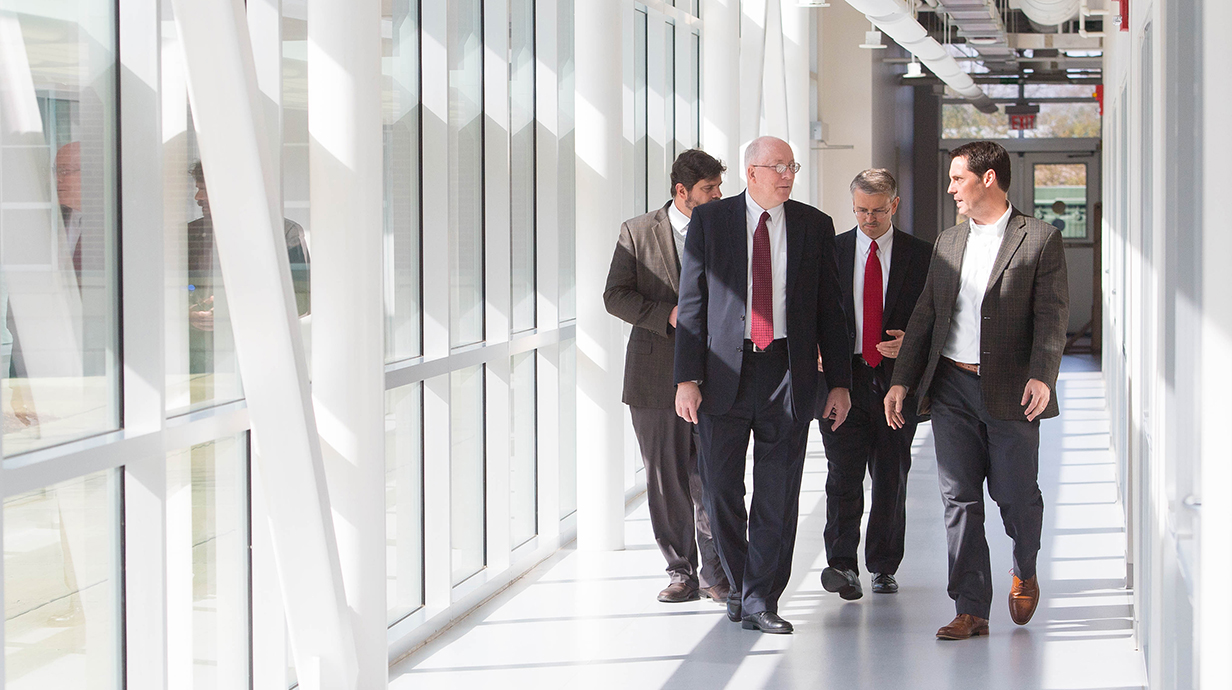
[942,205,1012,364]
[744,192,788,340]
[667,200,690,237]
[853,228,893,355]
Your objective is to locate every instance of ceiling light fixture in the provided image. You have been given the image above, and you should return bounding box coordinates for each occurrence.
[859,24,887,50]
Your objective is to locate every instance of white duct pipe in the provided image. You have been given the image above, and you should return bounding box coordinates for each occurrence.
[844,0,999,113]
[1016,0,1081,26]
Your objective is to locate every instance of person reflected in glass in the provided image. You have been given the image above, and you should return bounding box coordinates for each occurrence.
[187,161,311,375]
[56,142,85,284]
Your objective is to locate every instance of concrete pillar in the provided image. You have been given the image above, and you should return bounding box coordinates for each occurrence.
[574,0,625,551]
[307,0,387,686]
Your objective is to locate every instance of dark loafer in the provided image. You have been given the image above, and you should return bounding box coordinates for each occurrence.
[871,573,898,594]
[936,614,989,640]
[657,582,699,603]
[741,611,793,634]
[726,598,742,622]
[821,566,863,600]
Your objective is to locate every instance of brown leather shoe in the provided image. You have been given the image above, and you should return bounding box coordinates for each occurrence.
[657,582,700,603]
[1009,573,1040,625]
[700,584,731,604]
[936,614,989,640]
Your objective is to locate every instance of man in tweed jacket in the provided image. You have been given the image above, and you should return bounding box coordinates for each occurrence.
[604,150,731,605]
[884,141,1068,640]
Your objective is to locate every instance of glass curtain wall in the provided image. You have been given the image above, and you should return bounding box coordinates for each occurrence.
[1,0,120,454]
[385,0,422,362]
[510,0,536,333]
[634,9,648,215]
[558,0,576,321]
[448,0,485,347]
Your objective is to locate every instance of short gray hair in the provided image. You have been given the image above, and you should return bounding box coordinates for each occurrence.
[850,168,898,199]
[744,136,783,168]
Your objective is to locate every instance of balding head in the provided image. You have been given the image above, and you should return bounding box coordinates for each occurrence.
[55,141,82,211]
[744,136,796,209]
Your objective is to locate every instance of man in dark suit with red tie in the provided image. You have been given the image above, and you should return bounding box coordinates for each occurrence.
[816,169,931,601]
[674,136,852,634]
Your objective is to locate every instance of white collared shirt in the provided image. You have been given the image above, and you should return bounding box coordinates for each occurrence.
[853,228,894,355]
[667,200,690,238]
[744,191,788,340]
[942,205,1012,364]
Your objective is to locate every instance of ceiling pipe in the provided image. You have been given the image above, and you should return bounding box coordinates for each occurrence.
[843,0,999,113]
[1015,0,1081,26]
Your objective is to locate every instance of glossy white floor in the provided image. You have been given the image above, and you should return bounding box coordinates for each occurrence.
[390,357,1147,690]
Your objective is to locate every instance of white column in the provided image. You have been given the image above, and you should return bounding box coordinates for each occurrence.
[168,1,359,688]
[1201,1,1232,687]
[307,0,387,686]
[702,0,743,191]
[781,0,811,201]
[574,0,626,551]
[739,0,768,154]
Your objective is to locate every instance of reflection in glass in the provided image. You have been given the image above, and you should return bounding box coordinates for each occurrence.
[1034,163,1088,240]
[510,352,537,546]
[166,435,250,688]
[510,0,536,333]
[386,382,423,623]
[283,0,313,366]
[449,0,485,347]
[558,0,576,321]
[633,10,648,215]
[559,338,577,518]
[942,102,1102,140]
[451,366,485,583]
[384,0,422,361]
[4,471,120,688]
[1,2,120,455]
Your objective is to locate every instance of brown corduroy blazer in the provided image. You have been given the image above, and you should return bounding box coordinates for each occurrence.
[603,202,683,409]
[891,208,1069,421]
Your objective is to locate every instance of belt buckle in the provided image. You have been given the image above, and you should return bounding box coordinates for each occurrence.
[751,341,766,353]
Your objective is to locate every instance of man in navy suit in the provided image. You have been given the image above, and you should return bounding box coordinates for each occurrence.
[816,169,931,601]
[674,136,852,634]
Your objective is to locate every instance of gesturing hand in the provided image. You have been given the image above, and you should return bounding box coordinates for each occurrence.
[884,385,908,429]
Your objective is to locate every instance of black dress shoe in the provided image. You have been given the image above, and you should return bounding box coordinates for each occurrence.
[871,573,898,594]
[821,566,863,600]
[726,598,742,622]
[741,611,793,634]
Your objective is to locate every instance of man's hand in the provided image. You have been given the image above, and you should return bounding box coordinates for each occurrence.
[675,381,702,424]
[875,329,906,359]
[1021,378,1051,422]
[669,305,678,328]
[821,387,851,430]
[190,296,215,331]
[884,384,908,429]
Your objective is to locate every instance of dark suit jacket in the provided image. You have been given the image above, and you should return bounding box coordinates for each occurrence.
[816,227,931,418]
[603,202,683,409]
[674,193,852,419]
[891,208,1069,420]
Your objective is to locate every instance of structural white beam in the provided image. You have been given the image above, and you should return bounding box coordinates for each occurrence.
[308,0,388,685]
[167,0,359,687]
[574,0,626,550]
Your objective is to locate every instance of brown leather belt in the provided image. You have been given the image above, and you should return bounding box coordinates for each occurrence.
[942,356,980,376]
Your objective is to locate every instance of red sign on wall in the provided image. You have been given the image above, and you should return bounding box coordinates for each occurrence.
[1119,0,1129,32]
[1009,113,1037,130]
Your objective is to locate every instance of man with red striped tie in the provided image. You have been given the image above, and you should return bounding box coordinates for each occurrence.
[818,169,932,601]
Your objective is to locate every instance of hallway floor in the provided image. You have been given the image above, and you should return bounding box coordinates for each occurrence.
[390,356,1147,690]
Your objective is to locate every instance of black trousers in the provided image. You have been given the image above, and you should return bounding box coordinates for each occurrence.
[697,346,811,616]
[818,356,917,576]
[930,360,1044,619]
[629,406,727,589]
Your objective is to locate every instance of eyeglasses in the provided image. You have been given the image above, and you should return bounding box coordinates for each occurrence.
[751,162,801,175]
[854,207,893,218]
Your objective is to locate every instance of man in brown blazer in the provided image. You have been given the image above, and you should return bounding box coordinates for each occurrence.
[604,149,731,604]
[884,141,1068,640]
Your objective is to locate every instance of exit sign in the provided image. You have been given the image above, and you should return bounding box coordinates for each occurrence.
[1009,113,1037,130]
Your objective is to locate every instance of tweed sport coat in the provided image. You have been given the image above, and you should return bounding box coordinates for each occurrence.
[891,208,1069,421]
[603,202,685,409]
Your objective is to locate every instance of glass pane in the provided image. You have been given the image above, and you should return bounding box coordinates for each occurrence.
[1034,163,1088,240]
[634,11,648,215]
[510,352,537,546]
[166,435,250,688]
[4,470,121,688]
[559,337,576,518]
[450,365,485,583]
[385,381,423,623]
[665,24,676,161]
[510,0,536,333]
[283,0,313,364]
[384,0,422,362]
[448,0,484,347]
[557,0,576,321]
[691,32,701,149]
[942,101,1102,139]
[1,1,120,455]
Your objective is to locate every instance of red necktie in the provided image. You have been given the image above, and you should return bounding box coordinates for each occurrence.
[862,239,883,368]
[750,211,774,349]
